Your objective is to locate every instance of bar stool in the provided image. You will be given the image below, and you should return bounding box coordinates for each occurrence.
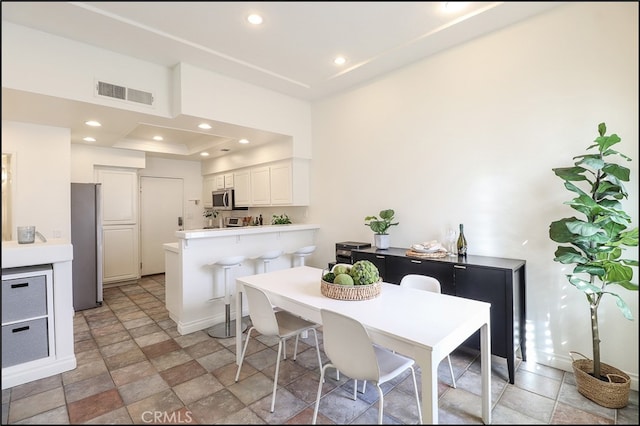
[291,245,316,267]
[208,255,247,339]
[255,249,283,274]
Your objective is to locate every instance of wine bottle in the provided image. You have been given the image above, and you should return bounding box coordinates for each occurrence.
[457,223,468,257]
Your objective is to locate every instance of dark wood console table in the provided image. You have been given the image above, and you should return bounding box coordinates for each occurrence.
[352,247,526,384]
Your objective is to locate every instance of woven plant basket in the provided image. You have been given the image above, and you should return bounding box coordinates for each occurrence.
[320,279,381,301]
[570,351,630,408]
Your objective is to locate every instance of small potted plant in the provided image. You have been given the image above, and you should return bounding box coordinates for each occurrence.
[364,209,398,249]
[272,213,292,225]
[203,209,218,227]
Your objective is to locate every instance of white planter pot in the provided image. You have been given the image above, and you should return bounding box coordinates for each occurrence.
[374,234,390,249]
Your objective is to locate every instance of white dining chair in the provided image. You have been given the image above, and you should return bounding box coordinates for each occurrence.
[235,285,322,413]
[400,273,457,388]
[312,308,422,425]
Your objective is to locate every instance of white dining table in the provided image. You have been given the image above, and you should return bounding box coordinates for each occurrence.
[235,266,491,424]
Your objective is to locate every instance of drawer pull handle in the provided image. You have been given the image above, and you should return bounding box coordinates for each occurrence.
[12,326,30,333]
[454,265,467,269]
[375,255,385,259]
[11,283,29,289]
[411,260,422,264]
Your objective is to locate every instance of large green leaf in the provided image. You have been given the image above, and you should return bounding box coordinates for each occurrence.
[576,155,605,170]
[554,246,588,264]
[552,166,588,181]
[602,163,630,181]
[568,274,601,294]
[596,133,622,152]
[565,219,603,237]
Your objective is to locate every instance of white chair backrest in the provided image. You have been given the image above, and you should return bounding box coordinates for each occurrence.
[320,309,379,382]
[243,285,280,336]
[399,274,441,294]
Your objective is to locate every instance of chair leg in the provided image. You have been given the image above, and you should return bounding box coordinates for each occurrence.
[235,326,254,381]
[447,354,456,388]
[271,339,284,413]
[293,334,300,360]
[376,384,384,424]
[353,380,358,400]
[409,365,423,423]
[312,363,332,424]
[311,328,322,373]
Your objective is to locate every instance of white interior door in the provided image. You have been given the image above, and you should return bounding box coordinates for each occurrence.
[140,176,183,276]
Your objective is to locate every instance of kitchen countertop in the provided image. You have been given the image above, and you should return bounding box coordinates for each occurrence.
[2,239,73,269]
[175,224,320,240]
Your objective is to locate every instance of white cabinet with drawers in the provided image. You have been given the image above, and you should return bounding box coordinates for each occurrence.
[1,240,76,389]
[1,265,54,368]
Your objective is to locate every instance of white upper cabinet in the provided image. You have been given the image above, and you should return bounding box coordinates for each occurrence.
[214,175,224,190]
[203,175,216,207]
[250,166,271,205]
[270,162,292,205]
[234,169,251,206]
[224,173,234,188]
[96,168,138,225]
[208,159,309,207]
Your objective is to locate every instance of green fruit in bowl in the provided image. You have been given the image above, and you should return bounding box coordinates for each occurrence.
[333,273,354,286]
[349,260,380,285]
[322,272,336,283]
[332,264,351,275]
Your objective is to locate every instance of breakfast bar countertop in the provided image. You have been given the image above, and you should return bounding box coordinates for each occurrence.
[175,223,320,240]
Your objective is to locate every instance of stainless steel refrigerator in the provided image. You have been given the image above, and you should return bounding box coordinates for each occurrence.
[71,183,103,311]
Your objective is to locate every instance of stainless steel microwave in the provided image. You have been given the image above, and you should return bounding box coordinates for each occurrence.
[212,189,247,210]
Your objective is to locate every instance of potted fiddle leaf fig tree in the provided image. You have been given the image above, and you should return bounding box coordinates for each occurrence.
[549,122,638,408]
[365,209,398,249]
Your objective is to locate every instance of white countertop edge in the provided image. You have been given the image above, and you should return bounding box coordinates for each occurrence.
[175,224,320,240]
[2,239,73,268]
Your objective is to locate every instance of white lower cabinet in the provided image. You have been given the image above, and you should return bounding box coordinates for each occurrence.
[103,224,139,283]
[1,265,54,369]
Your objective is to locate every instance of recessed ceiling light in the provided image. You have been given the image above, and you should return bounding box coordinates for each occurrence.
[85,120,101,127]
[334,56,346,66]
[247,14,263,25]
[198,123,212,130]
[200,152,210,157]
[83,137,96,142]
[153,135,163,141]
[238,138,250,144]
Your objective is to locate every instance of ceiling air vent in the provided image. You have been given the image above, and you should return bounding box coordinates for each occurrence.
[95,80,154,106]
[97,81,126,100]
[127,88,154,106]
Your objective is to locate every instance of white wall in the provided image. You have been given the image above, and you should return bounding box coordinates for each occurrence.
[310,2,638,382]
[2,121,71,241]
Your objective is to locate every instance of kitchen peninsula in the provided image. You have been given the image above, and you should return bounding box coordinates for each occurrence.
[164,224,320,335]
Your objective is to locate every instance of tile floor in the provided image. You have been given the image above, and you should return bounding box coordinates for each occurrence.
[2,274,638,424]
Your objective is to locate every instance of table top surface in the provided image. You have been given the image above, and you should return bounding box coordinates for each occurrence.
[237,266,490,351]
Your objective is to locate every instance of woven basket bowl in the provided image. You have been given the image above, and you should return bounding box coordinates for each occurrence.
[570,351,630,408]
[320,279,381,301]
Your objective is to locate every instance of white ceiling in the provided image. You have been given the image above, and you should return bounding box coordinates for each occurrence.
[1,1,563,161]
